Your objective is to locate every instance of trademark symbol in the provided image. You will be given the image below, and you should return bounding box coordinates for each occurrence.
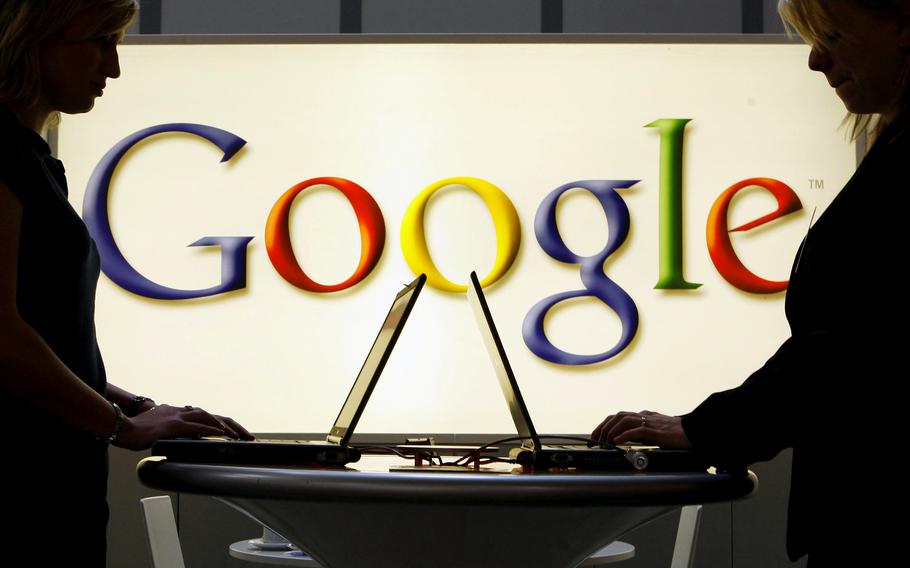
[809,179,824,190]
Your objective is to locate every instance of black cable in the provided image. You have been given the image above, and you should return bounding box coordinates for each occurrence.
[362,435,615,467]
[450,435,529,466]
[357,446,411,459]
[449,435,608,466]
[475,457,513,465]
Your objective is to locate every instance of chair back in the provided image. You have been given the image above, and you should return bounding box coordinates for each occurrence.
[140,496,186,568]
[669,504,703,568]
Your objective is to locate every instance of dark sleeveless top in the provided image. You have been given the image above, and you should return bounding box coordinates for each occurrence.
[1,106,109,564]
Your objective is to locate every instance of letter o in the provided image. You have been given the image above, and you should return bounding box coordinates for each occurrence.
[400,177,521,292]
[265,177,386,293]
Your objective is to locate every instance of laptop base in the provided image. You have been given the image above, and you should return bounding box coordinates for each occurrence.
[152,438,361,467]
[511,446,710,472]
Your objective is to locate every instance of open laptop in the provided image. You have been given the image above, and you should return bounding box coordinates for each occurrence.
[152,274,426,467]
[467,271,709,472]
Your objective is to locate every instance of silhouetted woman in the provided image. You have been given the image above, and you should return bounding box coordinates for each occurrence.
[1,2,251,564]
[593,1,909,564]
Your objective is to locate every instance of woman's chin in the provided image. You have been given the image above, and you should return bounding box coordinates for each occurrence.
[60,100,96,115]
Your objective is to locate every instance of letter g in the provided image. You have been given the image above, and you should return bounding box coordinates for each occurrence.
[83,124,253,300]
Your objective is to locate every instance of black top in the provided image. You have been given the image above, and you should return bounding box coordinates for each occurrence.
[0,106,109,562]
[0,107,107,399]
[681,127,905,562]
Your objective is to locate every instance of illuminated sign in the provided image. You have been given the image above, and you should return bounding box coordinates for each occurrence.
[84,118,803,366]
[58,42,852,433]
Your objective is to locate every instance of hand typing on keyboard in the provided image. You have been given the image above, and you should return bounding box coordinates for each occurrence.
[114,404,254,451]
[591,411,692,449]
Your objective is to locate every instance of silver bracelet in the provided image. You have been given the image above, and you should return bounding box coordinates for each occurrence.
[100,401,124,444]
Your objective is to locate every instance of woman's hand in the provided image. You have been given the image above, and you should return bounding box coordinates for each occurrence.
[591,410,692,449]
[113,404,254,451]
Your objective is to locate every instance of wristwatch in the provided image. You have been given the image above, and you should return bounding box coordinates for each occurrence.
[125,395,155,417]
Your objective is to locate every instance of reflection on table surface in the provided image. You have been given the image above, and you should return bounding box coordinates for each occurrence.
[228,538,637,567]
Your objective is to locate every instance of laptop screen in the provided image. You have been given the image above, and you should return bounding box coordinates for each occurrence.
[467,271,540,450]
[327,274,425,444]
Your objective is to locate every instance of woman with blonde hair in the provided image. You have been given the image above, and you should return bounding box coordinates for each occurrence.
[593,1,908,564]
[1,2,251,564]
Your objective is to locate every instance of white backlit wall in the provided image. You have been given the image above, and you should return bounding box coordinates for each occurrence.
[58,41,854,433]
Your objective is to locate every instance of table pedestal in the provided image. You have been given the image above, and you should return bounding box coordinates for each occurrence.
[221,496,668,568]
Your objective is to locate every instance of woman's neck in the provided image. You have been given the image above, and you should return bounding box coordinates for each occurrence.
[7,102,51,133]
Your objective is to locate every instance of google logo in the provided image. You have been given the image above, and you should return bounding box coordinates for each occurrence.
[83,119,803,366]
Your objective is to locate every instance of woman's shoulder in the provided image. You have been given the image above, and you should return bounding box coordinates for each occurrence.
[869,121,910,163]
[0,107,40,203]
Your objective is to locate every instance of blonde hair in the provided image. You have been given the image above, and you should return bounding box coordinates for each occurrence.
[778,0,910,141]
[0,0,138,109]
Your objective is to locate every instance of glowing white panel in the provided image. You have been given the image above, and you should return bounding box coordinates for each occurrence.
[58,41,854,434]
